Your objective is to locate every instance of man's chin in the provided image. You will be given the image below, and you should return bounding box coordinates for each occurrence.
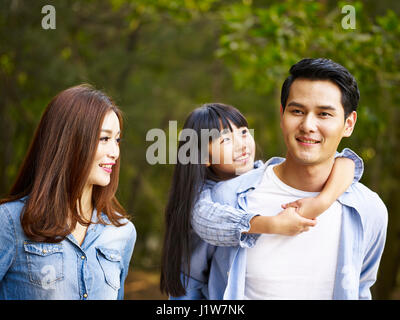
[289,150,321,165]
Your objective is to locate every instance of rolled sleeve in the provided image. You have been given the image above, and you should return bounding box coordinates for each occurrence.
[335,148,364,184]
[192,188,259,247]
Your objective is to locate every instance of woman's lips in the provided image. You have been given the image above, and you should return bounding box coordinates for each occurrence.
[99,163,114,174]
[101,167,112,173]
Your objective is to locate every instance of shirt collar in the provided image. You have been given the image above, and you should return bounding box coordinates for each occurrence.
[235,157,285,194]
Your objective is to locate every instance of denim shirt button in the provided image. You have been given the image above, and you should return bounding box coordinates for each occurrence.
[83,293,88,298]
[81,255,85,260]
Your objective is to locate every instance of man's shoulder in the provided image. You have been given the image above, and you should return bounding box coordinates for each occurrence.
[342,182,388,227]
[212,157,285,193]
[211,164,266,204]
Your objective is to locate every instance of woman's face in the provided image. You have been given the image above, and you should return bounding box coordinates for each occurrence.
[86,110,121,187]
[208,122,255,180]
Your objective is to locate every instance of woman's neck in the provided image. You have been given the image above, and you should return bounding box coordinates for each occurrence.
[79,184,94,220]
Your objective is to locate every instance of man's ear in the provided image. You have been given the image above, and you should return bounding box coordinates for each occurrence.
[279,104,284,129]
[343,111,357,137]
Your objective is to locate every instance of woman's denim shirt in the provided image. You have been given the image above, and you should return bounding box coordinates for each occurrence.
[0,197,136,300]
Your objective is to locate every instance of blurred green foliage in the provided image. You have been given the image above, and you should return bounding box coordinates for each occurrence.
[1,0,399,299]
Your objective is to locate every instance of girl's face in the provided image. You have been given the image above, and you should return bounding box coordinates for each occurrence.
[208,122,255,179]
[86,110,121,187]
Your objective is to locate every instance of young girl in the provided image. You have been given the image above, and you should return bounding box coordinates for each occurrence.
[160,103,362,299]
[0,84,136,300]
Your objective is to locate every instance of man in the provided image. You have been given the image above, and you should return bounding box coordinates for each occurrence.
[185,58,387,300]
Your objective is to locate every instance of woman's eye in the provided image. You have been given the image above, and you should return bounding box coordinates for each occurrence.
[100,136,121,144]
[100,137,110,142]
[241,128,248,135]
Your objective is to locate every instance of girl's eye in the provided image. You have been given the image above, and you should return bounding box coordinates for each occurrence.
[220,137,231,144]
[241,128,248,135]
[116,138,121,144]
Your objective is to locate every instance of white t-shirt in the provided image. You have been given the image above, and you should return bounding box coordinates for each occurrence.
[244,164,342,300]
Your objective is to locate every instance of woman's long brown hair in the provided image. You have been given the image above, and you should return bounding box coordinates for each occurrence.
[0,84,128,242]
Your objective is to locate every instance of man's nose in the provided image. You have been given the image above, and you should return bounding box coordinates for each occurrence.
[300,114,317,132]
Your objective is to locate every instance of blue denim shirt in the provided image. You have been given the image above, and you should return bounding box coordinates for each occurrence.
[172,148,388,300]
[0,197,136,300]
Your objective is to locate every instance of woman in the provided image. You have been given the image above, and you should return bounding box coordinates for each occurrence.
[0,84,136,299]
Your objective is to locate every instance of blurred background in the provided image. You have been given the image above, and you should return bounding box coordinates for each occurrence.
[1,0,399,299]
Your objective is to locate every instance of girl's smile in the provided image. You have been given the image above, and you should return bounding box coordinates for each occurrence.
[208,122,256,179]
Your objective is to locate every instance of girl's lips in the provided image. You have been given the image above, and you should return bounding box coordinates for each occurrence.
[234,154,250,164]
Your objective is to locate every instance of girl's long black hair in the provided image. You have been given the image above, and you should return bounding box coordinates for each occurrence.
[160,103,248,297]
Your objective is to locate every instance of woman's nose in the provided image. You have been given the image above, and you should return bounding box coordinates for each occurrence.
[108,139,120,159]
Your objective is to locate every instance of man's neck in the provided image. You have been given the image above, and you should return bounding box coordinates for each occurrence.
[273,154,335,192]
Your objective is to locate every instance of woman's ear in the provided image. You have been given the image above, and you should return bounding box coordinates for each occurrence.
[343,111,357,137]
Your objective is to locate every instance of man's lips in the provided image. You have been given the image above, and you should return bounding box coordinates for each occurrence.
[296,137,321,145]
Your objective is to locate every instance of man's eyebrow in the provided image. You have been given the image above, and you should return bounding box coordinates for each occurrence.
[316,105,337,111]
[287,101,337,111]
[287,101,305,108]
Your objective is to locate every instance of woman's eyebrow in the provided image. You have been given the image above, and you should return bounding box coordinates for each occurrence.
[101,129,121,134]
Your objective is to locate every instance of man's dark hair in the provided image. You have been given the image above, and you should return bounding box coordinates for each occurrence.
[280,58,360,118]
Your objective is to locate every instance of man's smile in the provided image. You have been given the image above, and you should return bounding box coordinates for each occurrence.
[295,136,321,146]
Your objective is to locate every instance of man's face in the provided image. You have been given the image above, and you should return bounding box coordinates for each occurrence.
[280,78,357,166]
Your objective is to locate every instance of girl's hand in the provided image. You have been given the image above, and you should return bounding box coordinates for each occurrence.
[281,196,330,220]
[272,207,317,236]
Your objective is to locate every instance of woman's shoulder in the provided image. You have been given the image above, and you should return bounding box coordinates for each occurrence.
[0,198,27,240]
[0,197,27,220]
[101,213,136,240]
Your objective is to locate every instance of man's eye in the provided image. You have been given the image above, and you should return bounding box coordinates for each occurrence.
[292,109,303,114]
[320,112,332,117]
